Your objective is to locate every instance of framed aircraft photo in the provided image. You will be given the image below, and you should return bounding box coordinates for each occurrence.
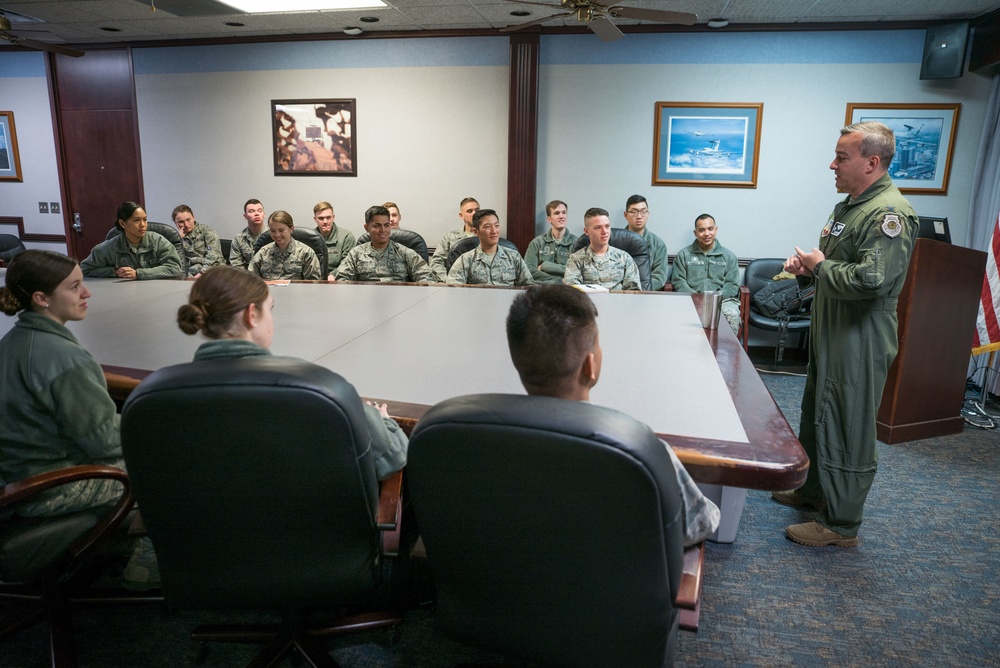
[652,102,763,188]
[272,99,357,176]
[845,103,960,195]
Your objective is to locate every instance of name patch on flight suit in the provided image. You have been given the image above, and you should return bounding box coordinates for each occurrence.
[831,223,845,236]
[881,214,902,238]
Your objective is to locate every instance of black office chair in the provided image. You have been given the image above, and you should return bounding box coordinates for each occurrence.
[407,393,689,667]
[120,356,402,666]
[0,465,135,668]
[0,234,26,267]
[252,227,329,278]
[574,228,652,290]
[445,236,520,273]
[355,229,429,262]
[743,258,812,361]
[105,221,185,265]
[219,238,232,265]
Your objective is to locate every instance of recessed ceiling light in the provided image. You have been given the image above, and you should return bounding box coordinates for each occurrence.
[221,0,386,11]
[510,10,530,17]
[343,26,363,35]
[707,18,729,28]
[224,21,246,27]
[359,16,379,23]
[99,26,122,32]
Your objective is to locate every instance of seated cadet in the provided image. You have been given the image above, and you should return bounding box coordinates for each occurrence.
[506,284,720,546]
[230,199,266,270]
[335,205,434,283]
[623,194,669,291]
[177,266,407,479]
[563,207,641,291]
[429,197,479,282]
[81,201,182,280]
[313,200,355,275]
[172,204,224,278]
[383,201,402,229]
[671,213,741,333]
[249,210,322,281]
[447,209,534,287]
[524,199,578,285]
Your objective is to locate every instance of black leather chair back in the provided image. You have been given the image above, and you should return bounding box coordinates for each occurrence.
[574,229,652,290]
[355,229,429,262]
[220,238,232,265]
[407,393,684,667]
[0,234,26,266]
[446,236,520,272]
[253,227,329,278]
[121,356,381,610]
[106,221,185,263]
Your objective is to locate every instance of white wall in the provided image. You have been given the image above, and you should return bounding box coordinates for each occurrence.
[536,31,993,259]
[0,52,69,254]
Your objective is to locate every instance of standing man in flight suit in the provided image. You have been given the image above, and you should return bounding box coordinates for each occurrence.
[777,121,917,547]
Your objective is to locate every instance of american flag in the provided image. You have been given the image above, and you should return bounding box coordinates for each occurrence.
[972,210,1000,355]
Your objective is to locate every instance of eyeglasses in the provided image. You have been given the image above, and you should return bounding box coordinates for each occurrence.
[626,208,649,217]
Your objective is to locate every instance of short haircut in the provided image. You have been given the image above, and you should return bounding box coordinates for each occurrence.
[244,198,262,212]
[584,207,609,223]
[172,204,194,220]
[460,197,479,209]
[842,121,895,165]
[695,213,715,226]
[545,200,567,216]
[313,201,333,215]
[382,201,399,212]
[507,284,599,398]
[178,266,269,339]
[472,208,498,230]
[625,194,646,210]
[365,205,390,224]
[268,210,294,229]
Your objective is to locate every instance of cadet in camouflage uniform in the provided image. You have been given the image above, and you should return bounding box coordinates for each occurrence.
[172,204,224,278]
[777,121,917,547]
[447,209,534,287]
[524,200,578,285]
[249,210,322,281]
[336,205,435,283]
[671,214,742,333]
[563,208,641,291]
[230,199,266,270]
[81,201,182,280]
[313,200,355,276]
[429,197,479,282]
[623,194,669,291]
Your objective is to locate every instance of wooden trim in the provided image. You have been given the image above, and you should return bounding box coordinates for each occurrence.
[506,33,540,255]
[21,233,67,243]
[0,217,23,234]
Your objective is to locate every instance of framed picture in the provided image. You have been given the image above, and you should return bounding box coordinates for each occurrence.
[845,103,961,195]
[272,99,357,176]
[0,111,23,182]
[652,102,763,188]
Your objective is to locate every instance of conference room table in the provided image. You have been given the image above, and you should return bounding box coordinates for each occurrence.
[0,278,808,540]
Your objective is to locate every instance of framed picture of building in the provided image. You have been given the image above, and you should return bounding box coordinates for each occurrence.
[272,99,357,176]
[0,111,23,182]
[652,102,763,188]
[845,103,960,195]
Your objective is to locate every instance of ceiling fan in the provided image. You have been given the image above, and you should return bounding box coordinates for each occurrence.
[501,0,697,42]
[0,14,85,58]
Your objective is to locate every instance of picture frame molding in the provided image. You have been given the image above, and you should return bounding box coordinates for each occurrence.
[0,111,23,183]
[651,102,763,188]
[272,98,358,177]
[844,102,961,196]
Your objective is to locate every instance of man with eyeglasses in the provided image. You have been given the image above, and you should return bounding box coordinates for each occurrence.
[622,194,668,291]
[334,205,435,283]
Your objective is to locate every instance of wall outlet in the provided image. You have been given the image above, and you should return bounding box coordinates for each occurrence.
[39,202,49,214]
[50,202,61,214]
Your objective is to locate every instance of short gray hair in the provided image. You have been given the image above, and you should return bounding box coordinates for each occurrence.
[841,121,895,166]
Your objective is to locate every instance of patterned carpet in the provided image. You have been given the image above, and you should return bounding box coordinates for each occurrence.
[2,365,998,667]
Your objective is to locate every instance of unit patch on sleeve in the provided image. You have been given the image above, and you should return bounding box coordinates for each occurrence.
[881,214,902,238]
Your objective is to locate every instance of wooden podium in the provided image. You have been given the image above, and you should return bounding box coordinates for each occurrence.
[877,238,987,443]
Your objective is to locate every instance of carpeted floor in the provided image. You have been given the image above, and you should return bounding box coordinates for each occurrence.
[2,357,998,667]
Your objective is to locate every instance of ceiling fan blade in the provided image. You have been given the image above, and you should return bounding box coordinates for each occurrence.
[612,7,698,25]
[1,32,84,57]
[588,15,624,41]
[501,12,573,32]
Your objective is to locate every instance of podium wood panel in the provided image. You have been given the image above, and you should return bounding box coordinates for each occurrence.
[877,239,986,443]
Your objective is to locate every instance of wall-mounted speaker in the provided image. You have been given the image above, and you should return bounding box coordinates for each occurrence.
[920,22,970,80]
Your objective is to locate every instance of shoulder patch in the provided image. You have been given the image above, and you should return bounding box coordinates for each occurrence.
[881,214,902,238]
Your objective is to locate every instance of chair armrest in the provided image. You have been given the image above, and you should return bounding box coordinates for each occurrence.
[676,541,705,632]
[738,285,750,351]
[376,470,404,557]
[0,465,135,562]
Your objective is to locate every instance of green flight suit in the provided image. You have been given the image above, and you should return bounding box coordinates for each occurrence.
[796,173,917,537]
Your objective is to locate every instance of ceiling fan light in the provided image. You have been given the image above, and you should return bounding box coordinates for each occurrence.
[707,18,729,28]
[343,26,363,35]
